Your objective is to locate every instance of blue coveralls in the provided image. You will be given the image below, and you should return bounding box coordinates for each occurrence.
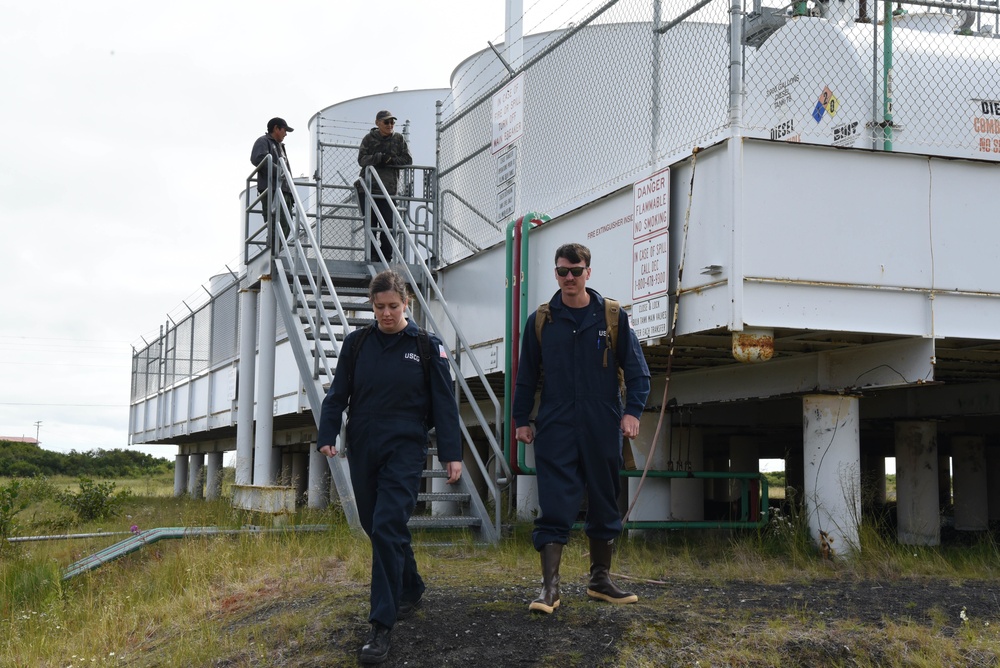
[513,288,651,551]
[317,320,461,629]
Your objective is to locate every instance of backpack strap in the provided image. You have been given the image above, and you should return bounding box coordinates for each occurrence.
[534,303,552,345]
[347,323,377,390]
[415,326,437,428]
[603,298,627,402]
[415,326,433,394]
[603,298,620,369]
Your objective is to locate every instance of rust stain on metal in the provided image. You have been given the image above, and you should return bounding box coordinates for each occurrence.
[732,330,774,363]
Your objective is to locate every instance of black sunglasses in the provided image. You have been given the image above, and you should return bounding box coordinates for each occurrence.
[382,119,395,125]
[555,266,586,277]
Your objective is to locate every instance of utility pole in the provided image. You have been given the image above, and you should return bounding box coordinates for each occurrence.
[33,421,42,444]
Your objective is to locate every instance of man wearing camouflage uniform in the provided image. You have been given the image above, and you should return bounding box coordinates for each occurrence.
[357,110,412,262]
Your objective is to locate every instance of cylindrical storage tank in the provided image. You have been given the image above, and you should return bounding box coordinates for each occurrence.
[744,14,1000,161]
[438,20,730,265]
[306,89,447,259]
[307,89,447,182]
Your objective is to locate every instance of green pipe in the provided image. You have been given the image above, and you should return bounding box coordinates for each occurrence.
[504,219,517,472]
[883,0,894,151]
[577,474,770,530]
[618,470,764,478]
[504,213,549,476]
[517,217,538,475]
[62,525,331,580]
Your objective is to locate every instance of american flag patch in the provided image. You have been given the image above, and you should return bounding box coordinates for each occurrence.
[438,344,448,358]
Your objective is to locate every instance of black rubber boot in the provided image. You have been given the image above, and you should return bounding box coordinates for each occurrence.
[397,592,423,620]
[586,538,638,604]
[528,543,563,613]
[360,622,392,664]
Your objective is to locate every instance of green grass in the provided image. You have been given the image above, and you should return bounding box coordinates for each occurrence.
[2,474,1000,666]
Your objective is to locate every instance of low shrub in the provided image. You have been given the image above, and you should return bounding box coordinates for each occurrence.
[54,478,133,522]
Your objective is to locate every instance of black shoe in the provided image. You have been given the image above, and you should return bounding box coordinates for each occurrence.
[398,593,423,620]
[360,623,391,664]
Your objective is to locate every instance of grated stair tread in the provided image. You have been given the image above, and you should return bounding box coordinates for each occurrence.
[407,515,482,528]
[417,492,470,502]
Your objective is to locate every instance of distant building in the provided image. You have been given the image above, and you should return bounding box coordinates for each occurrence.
[0,436,39,445]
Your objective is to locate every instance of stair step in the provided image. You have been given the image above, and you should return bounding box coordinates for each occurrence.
[417,492,470,503]
[407,515,482,529]
[421,469,450,479]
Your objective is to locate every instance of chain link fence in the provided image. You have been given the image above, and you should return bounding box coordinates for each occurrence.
[437,0,1000,266]
[130,276,241,403]
[315,117,432,262]
[315,116,369,262]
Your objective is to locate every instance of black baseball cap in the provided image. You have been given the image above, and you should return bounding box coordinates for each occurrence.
[267,117,294,132]
[376,110,397,122]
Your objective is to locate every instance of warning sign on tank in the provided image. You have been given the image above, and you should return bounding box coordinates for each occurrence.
[973,98,1000,154]
[632,232,668,301]
[632,168,670,241]
[633,294,668,342]
[812,86,838,123]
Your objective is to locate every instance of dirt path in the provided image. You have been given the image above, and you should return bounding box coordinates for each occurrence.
[319,578,1000,667]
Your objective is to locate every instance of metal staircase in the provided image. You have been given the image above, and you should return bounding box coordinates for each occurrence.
[254,157,509,543]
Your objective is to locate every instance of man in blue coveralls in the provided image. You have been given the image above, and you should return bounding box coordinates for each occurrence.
[513,242,651,614]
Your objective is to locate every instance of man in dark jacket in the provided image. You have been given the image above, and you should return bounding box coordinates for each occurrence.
[357,110,413,262]
[250,117,294,240]
[513,243,651,615]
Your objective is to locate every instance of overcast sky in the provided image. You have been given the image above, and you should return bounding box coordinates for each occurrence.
[0,0,529,458]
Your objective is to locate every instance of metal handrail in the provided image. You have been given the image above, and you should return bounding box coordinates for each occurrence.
[264,160,362,530]
[273,159,353,382]
[244,157,274,265]
[358,167,512,540]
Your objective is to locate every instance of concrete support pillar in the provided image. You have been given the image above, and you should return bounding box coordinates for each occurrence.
[174,454,188,497]
[307,448,330,509]
[515,443,539,521]
[894,421,940,546]
[206,452,224,501]
[291,453,308,505]
[280,452,293,486]
[253,275,277,486]
[187,453,205,499]
[728,435,759,504]
[938,454,952,508]
[860,450,887,508]
[627,422,671,526]
[785,445,804,506]
[271,448,284,486]
[953,435,988,531]
[706,452,729,502]
[235,286,258,486]
[987,445,1000,522]
[802,394,861,556]
[671,427,704,521]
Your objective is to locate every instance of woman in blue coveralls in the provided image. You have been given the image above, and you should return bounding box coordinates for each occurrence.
[317,270,463,665]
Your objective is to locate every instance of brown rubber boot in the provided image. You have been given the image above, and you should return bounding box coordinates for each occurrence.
[528,543,563,613]
[586,538,638,604]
